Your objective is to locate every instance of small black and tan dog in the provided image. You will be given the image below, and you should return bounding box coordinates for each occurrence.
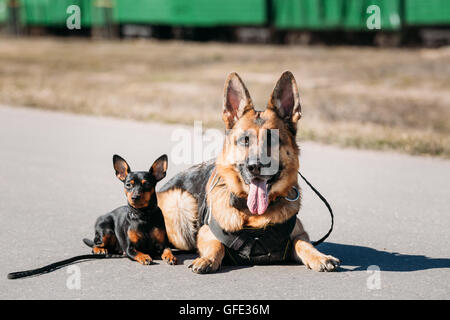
[83,154,177,266]
[8,154,176,279]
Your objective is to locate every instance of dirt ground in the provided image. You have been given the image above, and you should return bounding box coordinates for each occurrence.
[1,37,449,157]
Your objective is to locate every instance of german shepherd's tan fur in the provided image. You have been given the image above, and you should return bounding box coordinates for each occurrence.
[157,71,340,273]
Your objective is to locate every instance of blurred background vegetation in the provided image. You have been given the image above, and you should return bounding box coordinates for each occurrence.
[0,0,449,157]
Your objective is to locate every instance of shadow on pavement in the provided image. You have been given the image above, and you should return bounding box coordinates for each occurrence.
[173,252,197,265]
[172,243,450,273]
[318,242,450,272]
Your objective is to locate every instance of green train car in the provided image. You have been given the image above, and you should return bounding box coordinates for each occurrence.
[274,0,402,31]
[275,0,449,31]
[114,0,266,26]
[0,0,7,25]
[7,0,450,45]
[19,0,109,28]
[275,0,346,30]
[273,0,406,45]
[405,0,450,26]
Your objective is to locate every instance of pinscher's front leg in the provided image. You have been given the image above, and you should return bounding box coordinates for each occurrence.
[126,244,153,265]
[151,227,177,265]
[126,229,153,265]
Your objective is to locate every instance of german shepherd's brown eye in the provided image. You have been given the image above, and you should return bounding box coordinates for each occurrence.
[238,135,249,146]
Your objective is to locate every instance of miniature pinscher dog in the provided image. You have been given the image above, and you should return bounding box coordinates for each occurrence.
[83,154,177,266]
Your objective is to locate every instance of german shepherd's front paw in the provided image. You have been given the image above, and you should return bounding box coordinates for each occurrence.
[305,254,340,272]
[161,249,177,265]
[189,257,219,274]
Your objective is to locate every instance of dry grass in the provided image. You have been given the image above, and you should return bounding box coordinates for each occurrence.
[1,37,449,157]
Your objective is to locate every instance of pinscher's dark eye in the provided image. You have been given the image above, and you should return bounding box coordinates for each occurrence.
[125,180,135,188]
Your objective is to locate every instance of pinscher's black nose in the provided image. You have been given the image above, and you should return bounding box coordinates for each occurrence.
[131,194,141,201]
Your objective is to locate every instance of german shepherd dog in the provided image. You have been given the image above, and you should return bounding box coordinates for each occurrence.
[157,71,340,273]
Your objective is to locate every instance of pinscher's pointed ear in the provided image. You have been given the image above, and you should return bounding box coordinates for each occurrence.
[268,71,302,124]
[222,72,254,129]
[113,155,130,182]
[150,154,168,182]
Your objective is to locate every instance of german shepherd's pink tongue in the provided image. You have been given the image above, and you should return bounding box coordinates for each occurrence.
[247,179,269,215]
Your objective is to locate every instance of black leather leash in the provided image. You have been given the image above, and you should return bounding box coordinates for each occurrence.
[298,171,334,246]
[7,206,150,280]
[7,253,124,280]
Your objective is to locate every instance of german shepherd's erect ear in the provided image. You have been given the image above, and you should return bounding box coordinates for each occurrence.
[222,72,255,129]
[268,71,302,134]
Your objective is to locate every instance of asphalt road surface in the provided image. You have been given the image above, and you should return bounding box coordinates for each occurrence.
[1,105,449,300]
